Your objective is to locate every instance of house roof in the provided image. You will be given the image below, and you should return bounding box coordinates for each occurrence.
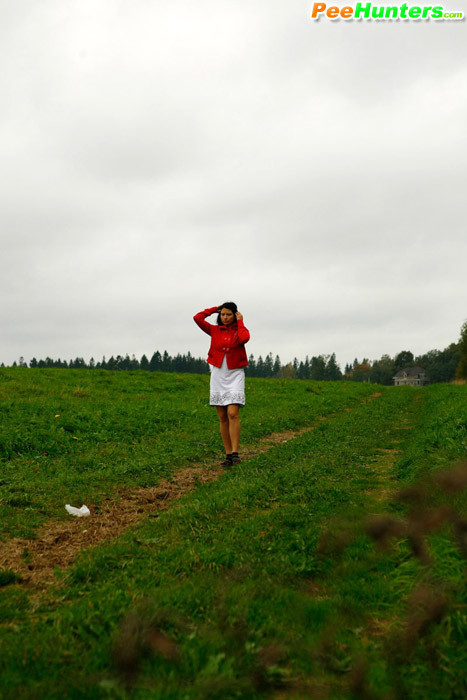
[393,366,426,378]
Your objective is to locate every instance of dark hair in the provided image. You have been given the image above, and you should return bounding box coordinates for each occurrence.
[217,301,238,326]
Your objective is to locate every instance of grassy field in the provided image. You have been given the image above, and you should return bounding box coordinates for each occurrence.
[0,368,466,699]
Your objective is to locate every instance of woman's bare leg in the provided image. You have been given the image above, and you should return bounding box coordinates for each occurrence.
[215,406,232,453]
[227,404,240,453]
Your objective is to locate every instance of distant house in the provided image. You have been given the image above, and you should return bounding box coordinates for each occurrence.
[393,366,428,386]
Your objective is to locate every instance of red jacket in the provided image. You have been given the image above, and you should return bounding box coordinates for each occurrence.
[193,306,250,369]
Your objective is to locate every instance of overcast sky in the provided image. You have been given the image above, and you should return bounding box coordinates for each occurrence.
[1,1,466,370]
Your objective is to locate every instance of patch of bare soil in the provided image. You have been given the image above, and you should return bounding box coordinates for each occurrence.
[0,396,384,590]
[0,464,226,588]
[1,430,317,589]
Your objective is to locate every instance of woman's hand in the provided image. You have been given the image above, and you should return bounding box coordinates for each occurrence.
[236,311,243,321]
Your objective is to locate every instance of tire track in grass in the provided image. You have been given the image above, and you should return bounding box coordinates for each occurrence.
[275,394,423,700]
[0,393,384,589]
[300,399,420,627]
[309,397,424,697]
[362,398,422,512]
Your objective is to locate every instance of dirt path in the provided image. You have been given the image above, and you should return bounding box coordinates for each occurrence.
[0,428,316,588]
[0,394,384,589]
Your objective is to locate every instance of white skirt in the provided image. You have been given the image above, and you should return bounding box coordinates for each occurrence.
[210,356,245,406]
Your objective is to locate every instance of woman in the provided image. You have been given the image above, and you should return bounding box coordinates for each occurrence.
[193,302,250,466]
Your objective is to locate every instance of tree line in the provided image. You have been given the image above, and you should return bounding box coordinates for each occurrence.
[5,351,341,379]
[17,351,210,375]
[5,320,466,384]
[344,345,461,384]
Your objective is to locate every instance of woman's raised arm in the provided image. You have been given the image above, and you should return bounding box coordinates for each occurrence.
[193,306,219,335]
[235,312,250,344]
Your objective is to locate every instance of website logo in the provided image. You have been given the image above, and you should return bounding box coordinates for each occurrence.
[310,3,464,20]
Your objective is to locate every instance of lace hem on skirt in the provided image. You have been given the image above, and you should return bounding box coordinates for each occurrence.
[210,391,245,406]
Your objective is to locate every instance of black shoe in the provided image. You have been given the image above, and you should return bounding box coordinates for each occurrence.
[221,454,233,467]
[231,452,241,464]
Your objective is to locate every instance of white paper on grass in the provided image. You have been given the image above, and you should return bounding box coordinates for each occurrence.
[65,504,90,517]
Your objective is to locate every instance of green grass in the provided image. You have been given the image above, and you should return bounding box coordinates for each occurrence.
[0,368,375,540]
[0,369,466,699]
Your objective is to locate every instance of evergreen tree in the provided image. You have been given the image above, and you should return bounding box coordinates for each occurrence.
[273,355,281,376]
[264,353,274,377]
[120,354,131,370]
[140,354,150,371]
[162,351,171,372]
[129,354,139,370]
[149,351,162,371]
[455,321,467,380]
[256,355,264,377]
[74,357,86,369]
[309,356,326,380]
[326,353,342,380]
